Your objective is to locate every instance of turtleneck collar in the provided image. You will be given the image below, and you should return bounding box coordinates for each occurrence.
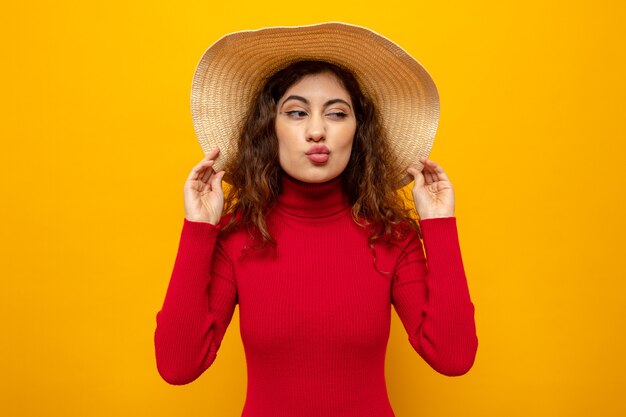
[276,173,352,218]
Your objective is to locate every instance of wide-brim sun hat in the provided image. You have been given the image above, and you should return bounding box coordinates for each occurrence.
[190,22,439,188]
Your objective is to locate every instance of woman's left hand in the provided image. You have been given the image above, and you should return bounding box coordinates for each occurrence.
[407,156,455,219]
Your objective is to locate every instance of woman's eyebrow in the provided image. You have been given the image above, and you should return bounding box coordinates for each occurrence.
[281,95,309,105]
[281,95,353,111]
[324,98,352,111]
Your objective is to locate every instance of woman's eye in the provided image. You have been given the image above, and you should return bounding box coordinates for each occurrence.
[285,110,308,118]
[327,112,348,119]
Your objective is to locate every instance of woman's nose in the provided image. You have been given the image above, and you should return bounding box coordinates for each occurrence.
[306,114,326,142]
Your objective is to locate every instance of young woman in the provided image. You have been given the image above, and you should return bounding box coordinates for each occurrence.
[155,23,478,417]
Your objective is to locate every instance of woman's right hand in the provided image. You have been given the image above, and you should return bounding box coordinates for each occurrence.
[183,147,226,225]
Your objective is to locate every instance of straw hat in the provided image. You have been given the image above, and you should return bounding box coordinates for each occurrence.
[190,22,439,187]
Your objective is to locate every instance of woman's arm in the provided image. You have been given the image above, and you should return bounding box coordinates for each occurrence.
[391,217,478,376]
[154,147,235,384]
[154,218,237,385]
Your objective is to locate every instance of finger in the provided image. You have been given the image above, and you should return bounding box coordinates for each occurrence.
[425,170,435,185]
[422,170,429,184]
[407,166,424,187]
[420,157,450,182]
[192,147,220,173]
[409,159,427,174]
[418,160,434,184]
[198,164,215,184]
[193,148,220,181]
[199,163,215,183]
[187,159,214,182]
[422,158,447,175]
[210,170,225,193]
[204,147,220,160]
[417,157,432,174]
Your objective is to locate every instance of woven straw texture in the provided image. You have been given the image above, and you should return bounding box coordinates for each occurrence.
[191,22,439,187]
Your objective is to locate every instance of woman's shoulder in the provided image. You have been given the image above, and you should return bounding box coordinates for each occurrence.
[364,219,422,270]
[362,216,420,245]
[347,225,414,279]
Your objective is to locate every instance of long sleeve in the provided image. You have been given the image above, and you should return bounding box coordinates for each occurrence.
[154,218,238,385]
[391,216,478,376]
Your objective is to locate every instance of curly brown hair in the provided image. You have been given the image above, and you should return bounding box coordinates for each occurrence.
[220,60,420,248]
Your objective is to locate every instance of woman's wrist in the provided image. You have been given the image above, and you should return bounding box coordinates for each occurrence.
[185,216,220,226]
[418,211,455,220]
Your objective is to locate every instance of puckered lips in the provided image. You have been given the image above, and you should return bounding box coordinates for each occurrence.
[306,145,330,164]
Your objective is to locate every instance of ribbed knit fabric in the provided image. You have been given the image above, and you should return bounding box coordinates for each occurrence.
[154,173,478,417]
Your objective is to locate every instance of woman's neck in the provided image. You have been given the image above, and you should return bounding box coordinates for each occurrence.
[276,172,351,218]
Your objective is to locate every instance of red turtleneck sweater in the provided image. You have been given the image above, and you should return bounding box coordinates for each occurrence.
[154,174,478,417]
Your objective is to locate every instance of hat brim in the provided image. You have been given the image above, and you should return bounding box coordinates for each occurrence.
[191,22,439,188]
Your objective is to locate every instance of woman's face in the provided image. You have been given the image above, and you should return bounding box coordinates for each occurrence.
[275,72,357,183]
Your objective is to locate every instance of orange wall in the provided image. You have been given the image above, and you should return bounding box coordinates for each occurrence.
[2,1,625,416]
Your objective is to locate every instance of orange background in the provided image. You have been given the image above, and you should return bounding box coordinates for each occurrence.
[2,1,625,416]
